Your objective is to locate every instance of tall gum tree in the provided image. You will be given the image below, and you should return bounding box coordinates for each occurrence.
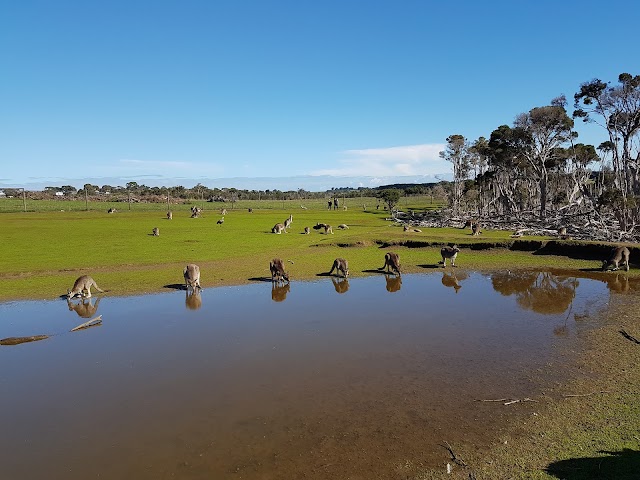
[514,97,575,216]
[574,73,640,228]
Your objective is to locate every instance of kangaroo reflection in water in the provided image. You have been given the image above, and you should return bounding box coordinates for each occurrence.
[491,271,578,314]
[271,282,290,302]
[185,288,202,310]
[441,271,468,293]
[384,274,402,293]
[331,277,350,294]
[67,297,101,318]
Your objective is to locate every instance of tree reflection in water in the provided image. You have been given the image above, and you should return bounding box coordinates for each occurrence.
[491,271,578,315]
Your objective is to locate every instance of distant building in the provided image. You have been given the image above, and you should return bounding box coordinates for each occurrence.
[55,191,64,197]
[0,190,5,197]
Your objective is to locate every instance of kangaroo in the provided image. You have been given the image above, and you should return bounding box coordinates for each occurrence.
[183,264,202,290]
[324,224,333,235]
[152,227,160,236]
[67,275,105,298]
[313,222,327,230]
[337,224,349,230]
[379,252,401,275]
[284,214,293,231]
[185,288,202,310]
[67,297,101,318]
[272,223,285,234]
[190,206,202,218]
[403,225,422,233]
[217,217,224,225]
[221,208,227,215]
[329,258,349,278]
[167,211,173,220]
[602,246,630,272]
[557,226,571,240]
[304,226,310,234]
[471,222,482,236]
[269,258,290,284]
[440,245,460,267]
[107,208,117,214]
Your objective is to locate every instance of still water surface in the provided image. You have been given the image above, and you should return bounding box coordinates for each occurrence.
[0,270,632,479]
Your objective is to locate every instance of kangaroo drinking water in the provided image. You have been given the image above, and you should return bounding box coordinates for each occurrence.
[183,264,202,290]
[329,258,349,278]
[602,246,630,272]
[379,252,401,275]
[269,258,290,284]
[67,275,105,298]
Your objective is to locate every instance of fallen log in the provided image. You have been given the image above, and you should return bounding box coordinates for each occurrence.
[70,315,102,332]
[0,335,49,346]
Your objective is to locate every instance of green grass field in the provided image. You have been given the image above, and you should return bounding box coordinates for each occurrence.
[0,197,614,301]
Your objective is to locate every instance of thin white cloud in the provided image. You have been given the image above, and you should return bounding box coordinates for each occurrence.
[311,143,448,177]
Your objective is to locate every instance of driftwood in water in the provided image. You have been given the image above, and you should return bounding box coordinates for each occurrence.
[70,315,102,332]
[0,335,49,346]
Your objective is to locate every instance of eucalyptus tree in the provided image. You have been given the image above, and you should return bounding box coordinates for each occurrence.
[485,125,531,214]
[574,73,640,227]
[439,135,471,215]
[514,97,575,215]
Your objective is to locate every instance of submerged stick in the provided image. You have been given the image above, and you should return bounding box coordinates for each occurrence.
[0,335,49,346]
[70,315,102,332]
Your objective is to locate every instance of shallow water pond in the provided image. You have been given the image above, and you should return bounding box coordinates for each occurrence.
[0,269,635,479]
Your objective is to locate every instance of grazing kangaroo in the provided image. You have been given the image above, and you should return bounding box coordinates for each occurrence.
[329,258,349,277]
[304,226,310,234]
[217,217,224,225]
[379,252,401,275]
[152,227,160,236]
[183,264,201,290]
[269,258,290,284]
[324,224,333,235]
[284,214,293,231]
[107,208,117,214]
[602,246,630,272]
[248,208,253,213]
[167,211,173,220]
[313,222,327,230]
[337,224,349,230]
[67,275,105,298]
[403,225,422,233]
[272,223,285,234]
[67,297,101,318]
[440,245,460,267]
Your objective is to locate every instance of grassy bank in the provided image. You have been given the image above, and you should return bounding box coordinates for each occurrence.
[0,203,637,301]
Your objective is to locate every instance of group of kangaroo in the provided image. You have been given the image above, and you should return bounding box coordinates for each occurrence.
[66,227,631,299]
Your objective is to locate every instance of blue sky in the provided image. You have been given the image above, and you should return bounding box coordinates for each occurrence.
[1,0,638,191]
